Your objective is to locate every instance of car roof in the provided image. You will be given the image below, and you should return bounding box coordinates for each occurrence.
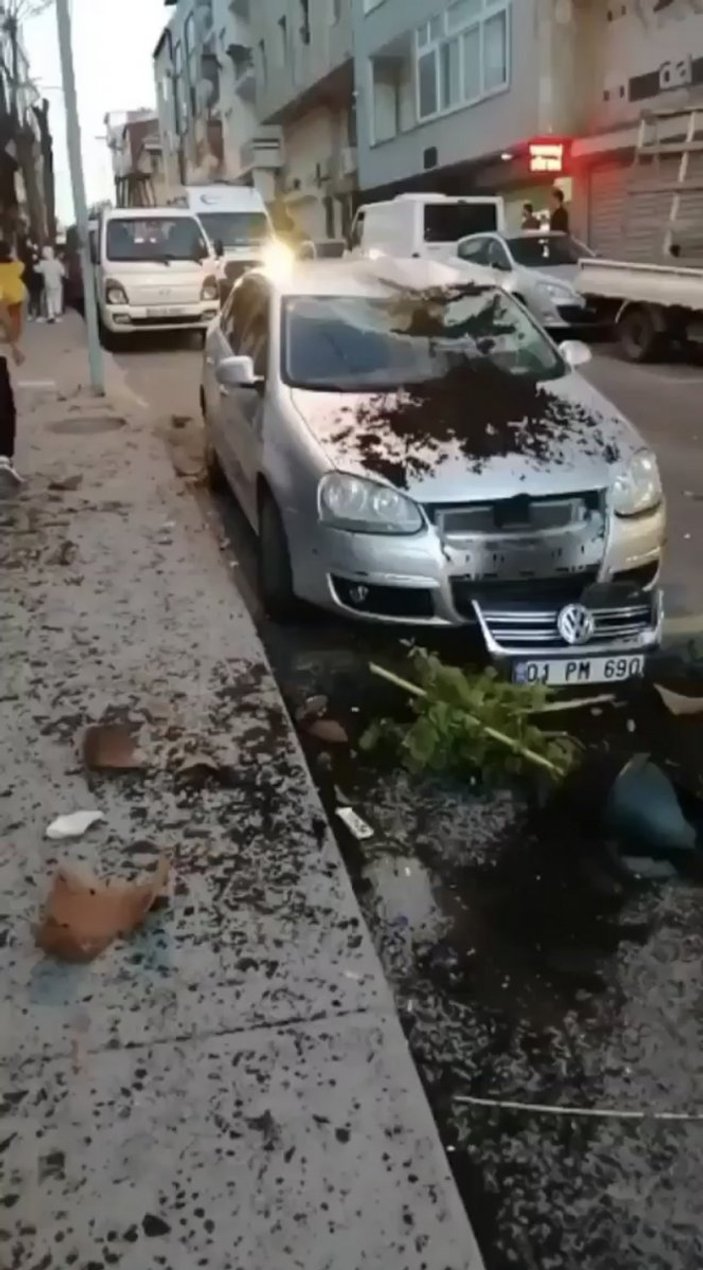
[247,255,497,298]
[104,207,199,220]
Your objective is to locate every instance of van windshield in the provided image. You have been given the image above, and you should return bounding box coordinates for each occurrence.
[106,217,207,262]
[198,211,270,249]
[282,285,565,391]
[424,202,499,243]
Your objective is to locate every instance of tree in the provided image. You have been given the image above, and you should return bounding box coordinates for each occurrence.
[0,2,53,240]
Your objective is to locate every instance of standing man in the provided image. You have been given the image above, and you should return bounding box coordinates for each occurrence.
[37,245,65,323]
[549,188,570,233]
[521,202,540,230]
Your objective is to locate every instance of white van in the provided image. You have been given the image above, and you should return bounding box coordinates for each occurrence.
[347,194,506,261]
[95,208,220,347]
[173,185,274,285]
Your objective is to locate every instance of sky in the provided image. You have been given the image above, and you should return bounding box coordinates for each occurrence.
[25,0,167,225]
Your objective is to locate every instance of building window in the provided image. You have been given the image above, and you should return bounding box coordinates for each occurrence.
[415,0,510,123]
[300,0,311,45]
[184,12,198,120]
[258,39,267,84]
[330,0,341,21]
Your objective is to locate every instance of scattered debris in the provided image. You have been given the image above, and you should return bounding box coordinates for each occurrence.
[170,414,192,429]
[306,718,349,745]
[48,473,83,492]
[534,693,616,714]
[336,806,374,841]
[82,723,145,772]
[654,684,703,717]
[36,855,170,963]
[175,753,227,786]
[295,694,328,724]
[46,810,104,841]
[47,539,78,567]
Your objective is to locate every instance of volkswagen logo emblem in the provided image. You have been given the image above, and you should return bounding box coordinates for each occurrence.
[557,603,595,646]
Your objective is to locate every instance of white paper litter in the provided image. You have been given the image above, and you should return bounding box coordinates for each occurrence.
[46,810,105,841]
[336,806,374,841]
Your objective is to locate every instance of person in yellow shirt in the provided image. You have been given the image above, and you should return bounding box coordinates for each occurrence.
[0,278,26,493]
[0,240,27,342]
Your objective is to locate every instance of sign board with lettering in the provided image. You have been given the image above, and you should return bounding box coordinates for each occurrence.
[659,55,693,91]
[528,141,568,174]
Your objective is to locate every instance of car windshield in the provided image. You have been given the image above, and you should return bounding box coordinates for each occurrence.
[198,211,270,249]
[106,217,208,262]
[507,235,593,267]
[281,285,565,391]
[423,202,499,242]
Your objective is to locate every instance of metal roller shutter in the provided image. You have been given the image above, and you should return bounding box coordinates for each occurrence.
[589,152,703,262]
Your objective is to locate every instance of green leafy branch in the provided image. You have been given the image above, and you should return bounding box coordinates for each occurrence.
[361,649,579,784]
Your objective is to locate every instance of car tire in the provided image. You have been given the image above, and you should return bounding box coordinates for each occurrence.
[258,493,299,622]
[204,434,227,494]
[617,306,665,363]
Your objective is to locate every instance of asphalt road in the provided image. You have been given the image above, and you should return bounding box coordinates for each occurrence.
[116,335,703,1270]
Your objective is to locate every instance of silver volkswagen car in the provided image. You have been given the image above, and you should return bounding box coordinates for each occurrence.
[201,257,664,687]
[455,231,608,337]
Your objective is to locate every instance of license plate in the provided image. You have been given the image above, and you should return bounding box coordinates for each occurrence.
[513,654,645,687]
[146,306,184,317]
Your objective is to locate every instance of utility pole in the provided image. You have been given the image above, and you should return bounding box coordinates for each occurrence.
[55,0,104,395]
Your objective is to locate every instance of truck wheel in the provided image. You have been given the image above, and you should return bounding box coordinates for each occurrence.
[258,493,300,622]
[617,306,664,363]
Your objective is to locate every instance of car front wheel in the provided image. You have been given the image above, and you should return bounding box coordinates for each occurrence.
[258,493,299,621]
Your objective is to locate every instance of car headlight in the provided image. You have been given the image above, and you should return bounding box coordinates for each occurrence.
[318,472,423,535]
[105,280,127,305]
[536,281,580,305]
[612,449,663,517]
[201,276,219,302]
[261,239,295,277]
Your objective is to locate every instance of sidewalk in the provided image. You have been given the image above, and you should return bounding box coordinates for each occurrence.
[1,315,484,1269]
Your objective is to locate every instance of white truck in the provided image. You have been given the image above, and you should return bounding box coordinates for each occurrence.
[576,256,703,363]
[170,185,275,295]
[346,193,506,261]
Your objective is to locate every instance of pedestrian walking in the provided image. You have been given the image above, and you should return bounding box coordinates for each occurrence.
[549,187,570,234]
[0,288,26,493]
[37,245,65,323]
[0,241,27,342]
[21,239,44,321]
[521,202,541,230]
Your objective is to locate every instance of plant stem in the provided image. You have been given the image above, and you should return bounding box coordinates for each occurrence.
[369,662,565,777]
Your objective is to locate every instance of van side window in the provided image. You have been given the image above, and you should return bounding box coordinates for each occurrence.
[349,210,364,248]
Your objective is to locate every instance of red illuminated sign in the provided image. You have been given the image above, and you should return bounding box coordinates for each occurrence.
[528,140,568,175]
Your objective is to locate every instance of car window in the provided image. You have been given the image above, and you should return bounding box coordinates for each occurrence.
[486,240,510,271]
[222,278,266,354]
[281,285,565,392]
[239,292,270,378]
[458,237,490,265]
[506,235,594,267]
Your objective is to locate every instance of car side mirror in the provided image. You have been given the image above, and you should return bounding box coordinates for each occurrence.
[559,339,592,369]
[215,354,262,390]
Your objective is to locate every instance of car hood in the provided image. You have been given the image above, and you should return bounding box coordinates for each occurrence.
[522,262,580,286]
[289,369,643,504]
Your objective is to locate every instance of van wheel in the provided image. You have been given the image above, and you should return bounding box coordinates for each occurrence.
[258,493,299,621]
[617,306,664,363]
[98,318,117,351]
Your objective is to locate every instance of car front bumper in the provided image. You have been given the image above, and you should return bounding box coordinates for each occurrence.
[102,303,220,333]
[286,501,665,655]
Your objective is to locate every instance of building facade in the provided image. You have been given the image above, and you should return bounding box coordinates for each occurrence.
[353,0,703,256]
[153,0,357,240]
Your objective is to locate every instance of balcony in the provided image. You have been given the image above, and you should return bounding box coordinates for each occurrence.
[239,125,283,173]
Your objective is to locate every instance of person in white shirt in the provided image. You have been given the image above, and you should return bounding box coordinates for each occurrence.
[37,245,65,323]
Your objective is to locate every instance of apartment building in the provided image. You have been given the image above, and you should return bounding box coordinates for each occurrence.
[153,0,357,240]
[354,0,703,256]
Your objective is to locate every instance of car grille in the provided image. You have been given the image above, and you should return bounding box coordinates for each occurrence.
[429,492,602,538]
[471,588,659,656]
[556,304,601,325]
